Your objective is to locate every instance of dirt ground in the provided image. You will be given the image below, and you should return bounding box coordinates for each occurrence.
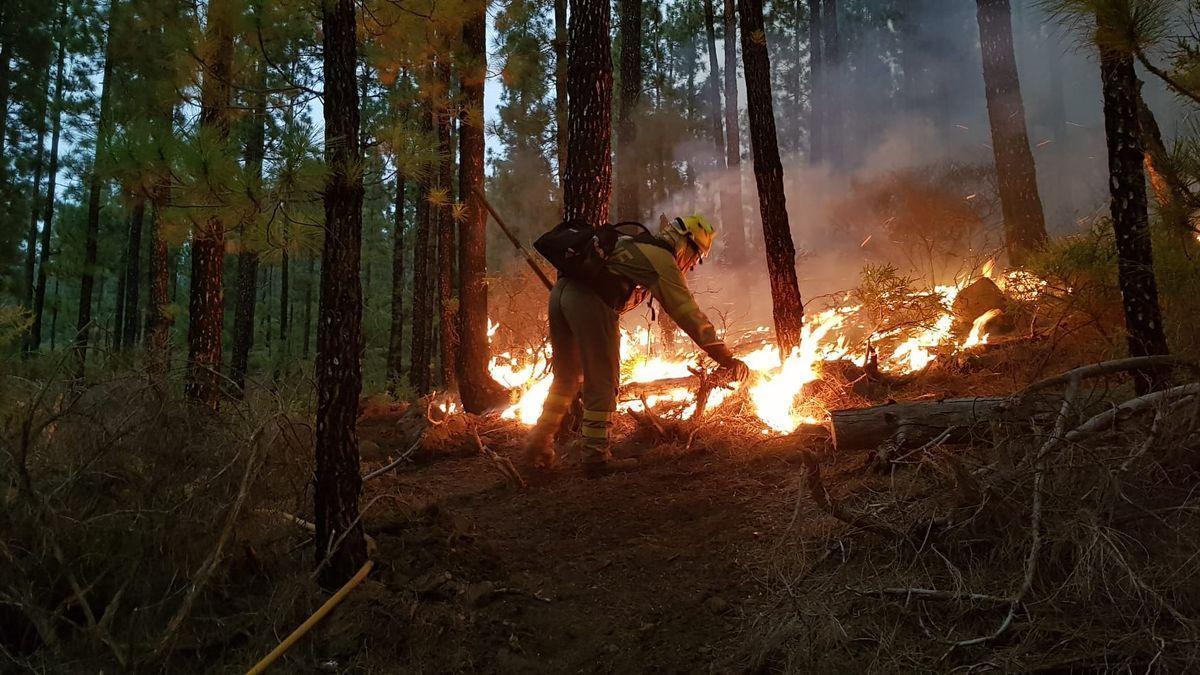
[318,408,827,673]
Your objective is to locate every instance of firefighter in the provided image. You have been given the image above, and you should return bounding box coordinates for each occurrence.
[524,214,751,476]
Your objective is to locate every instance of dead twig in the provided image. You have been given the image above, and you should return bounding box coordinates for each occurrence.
[472,428,526,489]
[802,452,903,538]
[1066,383,1200,442]
[363,435,424,482]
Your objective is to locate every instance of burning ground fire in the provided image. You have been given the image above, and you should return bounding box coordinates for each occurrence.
[488,265,1039,435]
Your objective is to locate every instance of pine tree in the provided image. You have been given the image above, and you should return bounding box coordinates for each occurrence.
[615,0,643,222]
[74,0,119,378]
[314,0,367,589]
[387,174,406,394]
[564,0,613,226]
[976,0,1047,265]
[230,58,267,395]
[1095,7,1169,394]
[722,0,746,263]
[29,15,65,350]
[457,0,507,413]
[184,0,234,408]
[553,0,568,188]
[738,0,804,350]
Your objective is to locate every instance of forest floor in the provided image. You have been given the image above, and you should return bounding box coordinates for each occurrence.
[334,407,826,672]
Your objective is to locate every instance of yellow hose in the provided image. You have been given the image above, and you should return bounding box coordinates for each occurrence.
[245,559,375,675]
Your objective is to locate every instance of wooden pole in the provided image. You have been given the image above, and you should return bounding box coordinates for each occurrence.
[471,186,554,291]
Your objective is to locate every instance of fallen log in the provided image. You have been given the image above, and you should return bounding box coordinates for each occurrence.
[830,397,1017,451]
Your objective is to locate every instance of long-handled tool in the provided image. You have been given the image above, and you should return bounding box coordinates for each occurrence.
[472,185,554,291]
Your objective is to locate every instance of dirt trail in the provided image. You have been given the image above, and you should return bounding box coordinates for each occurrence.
[348,414,817,672]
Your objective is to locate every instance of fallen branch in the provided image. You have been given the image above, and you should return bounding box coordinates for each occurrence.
[1065,383,1200,442]
[802,452,903,538]
[363,436,424,482]
[472,429,526,489]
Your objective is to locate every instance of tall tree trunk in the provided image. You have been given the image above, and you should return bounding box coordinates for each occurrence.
[976,0,1047,266]
[387,175,406,394]
[704,0,725,157]
[0,16,11,213]
[565,0,613,225]
[554,0,569,194]
[1096,16,1170,395]
[315,0,367,589]
[30,32,66,350]
[302,256,314,358]
[615,0,643,222]
[1136,89,1196,237]
[185,0,233,408]
[409,113,433,395]
[74,0,119,379]
[23,64,50,311]
[50,278,59,349]
[806,0,822,162]
[231,69,266,394]
[279,247,290,344]
[820,0,840,168]
[121,197,145,348]
[435,62,456,390]
[113,213,130,348]
[738,0,804,351]
[458,4,506,413]
[146,188,173,372]
[722,0,746,263]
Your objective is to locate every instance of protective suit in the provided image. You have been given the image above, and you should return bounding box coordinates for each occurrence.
[526,216,748,475]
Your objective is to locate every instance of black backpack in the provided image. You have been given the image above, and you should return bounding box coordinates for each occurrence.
[533,220,668,283]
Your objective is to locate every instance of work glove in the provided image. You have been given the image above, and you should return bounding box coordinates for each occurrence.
[717,358,751,383]
[705,343,750,382]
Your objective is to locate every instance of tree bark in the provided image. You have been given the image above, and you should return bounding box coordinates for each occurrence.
[23,62,50,312]
[975,0,1047,266]
[434,62,456,390]
[1096,16,1170,395]
[410,110,434,395]
[121,197,145,348]
[387,175,406,394]
[230,67,266,395]
[185,0,233,408]
[615,0,643,222]
[74,0,119,379]
[302,255,315,358]
[565,0,613,226]
[738,0,805,351]
[457,5,507,413]
[30,32,66,350]
[722,0,746,263]
[315,0,367,589]
[703,0,724,159]
[554,0,568,193]
[806,0,822,163]
[279,248,290,345]
[1136,89,1196,237]
[113,213,130,348]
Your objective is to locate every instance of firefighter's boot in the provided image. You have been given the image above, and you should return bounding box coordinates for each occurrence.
[579,409,638,478]
[522,424,557,469]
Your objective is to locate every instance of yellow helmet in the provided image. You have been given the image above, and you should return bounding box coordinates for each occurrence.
[663,214,717,259]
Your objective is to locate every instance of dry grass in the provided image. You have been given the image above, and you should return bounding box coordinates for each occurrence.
[738,361,1200,672]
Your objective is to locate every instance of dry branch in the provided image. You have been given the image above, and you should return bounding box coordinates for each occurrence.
[802,452,903,538]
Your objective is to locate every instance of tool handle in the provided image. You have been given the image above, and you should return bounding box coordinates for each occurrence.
[471,185,554,291]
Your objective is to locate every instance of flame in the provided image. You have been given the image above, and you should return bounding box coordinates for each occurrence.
[981,259,995,279]
[486,264,1046,436]
[962,308,1001,349]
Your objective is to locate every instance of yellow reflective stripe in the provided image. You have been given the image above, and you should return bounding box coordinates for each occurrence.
[581,425,609,439]
[582,409,614,422]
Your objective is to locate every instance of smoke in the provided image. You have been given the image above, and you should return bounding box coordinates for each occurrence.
[627,0,1195,338]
